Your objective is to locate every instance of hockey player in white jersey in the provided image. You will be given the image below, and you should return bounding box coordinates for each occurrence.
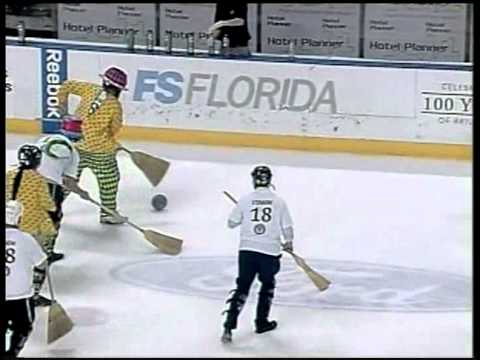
[36,133,87,263]
[5,200,48,357]
[221,165,294,343]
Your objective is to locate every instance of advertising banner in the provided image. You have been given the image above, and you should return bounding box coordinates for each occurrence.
[6,46,41,119]
[261,4,360,57]
[41,47,68,132]
[67,50,426,142]
[469,9,473,62]
[364,4,467,62]
[6,43,472,144]
[416,70,472,143]
[5,3,57,32]
[57,3,157,45]
[159,4,258,51]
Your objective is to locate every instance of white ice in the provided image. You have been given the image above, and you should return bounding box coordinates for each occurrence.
[6,133,472,357]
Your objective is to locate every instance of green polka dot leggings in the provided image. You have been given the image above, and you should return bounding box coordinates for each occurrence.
[76,148,120,220]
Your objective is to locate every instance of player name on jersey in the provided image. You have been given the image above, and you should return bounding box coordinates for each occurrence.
[252,200,273,205]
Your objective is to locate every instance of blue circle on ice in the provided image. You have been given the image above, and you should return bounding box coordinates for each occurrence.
[110,256,472,313]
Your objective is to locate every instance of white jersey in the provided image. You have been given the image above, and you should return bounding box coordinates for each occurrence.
[36,135,80,184]
[228,187,294,256]
[6,227,47,300]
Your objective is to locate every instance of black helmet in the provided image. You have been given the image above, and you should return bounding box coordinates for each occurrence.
[18,144,42,169]
[251,165,272,188]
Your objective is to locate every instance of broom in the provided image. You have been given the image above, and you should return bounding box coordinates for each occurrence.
[283,249,330,291]
[119,147,170,187]
[46,266,74,344]
[86,195,183,255]
[64,181,183,255]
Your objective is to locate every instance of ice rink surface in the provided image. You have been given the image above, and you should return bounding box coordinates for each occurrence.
[6,133,472,357]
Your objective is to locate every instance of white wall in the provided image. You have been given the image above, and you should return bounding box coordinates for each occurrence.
[6,46,41,119]
[67,50,472,144]
[5,43,472,145]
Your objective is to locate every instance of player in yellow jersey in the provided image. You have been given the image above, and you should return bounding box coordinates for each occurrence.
[6,144,58,307]
[58,66,128,224]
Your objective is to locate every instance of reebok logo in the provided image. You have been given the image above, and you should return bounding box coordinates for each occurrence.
[44,49,63,119]
[41,48,67,131]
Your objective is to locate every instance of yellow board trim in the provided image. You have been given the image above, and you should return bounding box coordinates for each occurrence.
[5,118,42,134]
[6,118,471,160]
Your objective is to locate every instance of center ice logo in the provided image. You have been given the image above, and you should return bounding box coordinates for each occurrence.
[111,256,472,313]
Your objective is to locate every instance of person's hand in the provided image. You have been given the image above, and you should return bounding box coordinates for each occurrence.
[63,177,90,200]
[211,29,221,40]
[208,20,224,34]
[282,241,293,252]
[208,21,225,39]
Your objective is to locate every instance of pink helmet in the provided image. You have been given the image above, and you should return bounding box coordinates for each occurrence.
[100,66,128,90]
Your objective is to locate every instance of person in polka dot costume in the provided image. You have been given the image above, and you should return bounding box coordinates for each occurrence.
[6,144,58,307]
[6,146,57,239]
[57,66,127,224]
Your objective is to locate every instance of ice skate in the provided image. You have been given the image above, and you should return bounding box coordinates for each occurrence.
[255,320,277,334]
[100,214,127,225]
[221,328,232,343]
[33,294,52,307]
[47,252,65,264]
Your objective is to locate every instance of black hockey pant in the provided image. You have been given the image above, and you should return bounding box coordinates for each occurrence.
[5,297,35,357]
[223,250,281,329]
